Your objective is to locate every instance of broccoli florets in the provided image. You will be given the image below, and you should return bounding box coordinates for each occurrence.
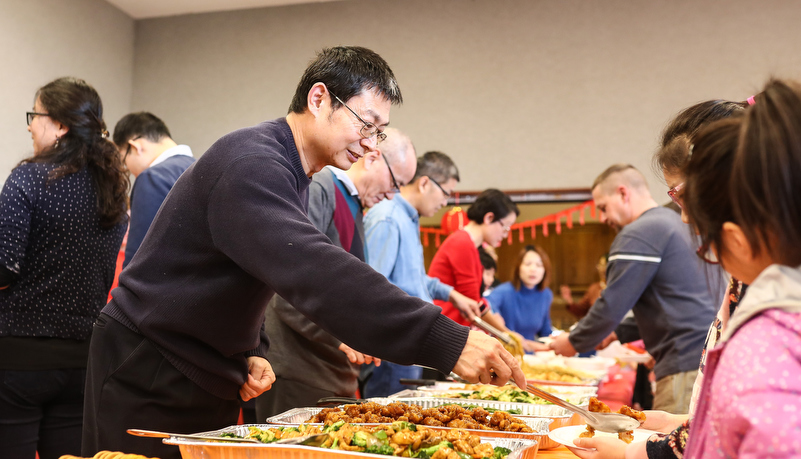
[352,431,370,447]
[415,441,454,458]
[490,446,512,459]
[365,444,395,456]
[323,420,345,433]
[391,421,417,432]
[247,427,276,443]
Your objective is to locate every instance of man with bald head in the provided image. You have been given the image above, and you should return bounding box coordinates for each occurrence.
[255,127,417,420]
[551,164,716,414]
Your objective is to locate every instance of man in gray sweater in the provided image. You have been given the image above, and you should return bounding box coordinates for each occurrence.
[551,164,716,414]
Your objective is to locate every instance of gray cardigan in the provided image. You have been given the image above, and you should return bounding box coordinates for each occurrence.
[264,168,364,396]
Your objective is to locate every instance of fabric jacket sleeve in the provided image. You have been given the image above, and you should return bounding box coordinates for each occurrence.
[364,215,400,278]
[538,288,554,337]
[0,166,38,279]
[425,276,453,302]
[124,169,175,268]
[569,234,661,352]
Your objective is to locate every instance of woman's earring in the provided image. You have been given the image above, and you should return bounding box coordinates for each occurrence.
[54,135,60,149]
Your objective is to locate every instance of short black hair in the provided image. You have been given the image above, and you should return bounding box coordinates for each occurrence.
[466,189,519,224]
[288,46,402,114]
[412,151,460,184]
[113,112,172,147]
[478,247,496,271]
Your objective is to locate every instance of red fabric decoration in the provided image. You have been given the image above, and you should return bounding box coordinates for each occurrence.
[441,207,468,234]
[556,217,562,235]
[542,221,549,237]
[567,212,574,229]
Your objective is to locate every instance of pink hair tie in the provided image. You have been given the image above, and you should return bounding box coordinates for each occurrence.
[747,95,756,106]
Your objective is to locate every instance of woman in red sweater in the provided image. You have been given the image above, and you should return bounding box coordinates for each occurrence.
[428,189,519,326]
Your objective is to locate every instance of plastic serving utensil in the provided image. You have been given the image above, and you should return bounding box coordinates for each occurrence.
[520,384,641,433]
[127,428,260,443]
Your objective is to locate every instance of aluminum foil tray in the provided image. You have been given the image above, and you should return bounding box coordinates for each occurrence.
[266,399,571,423]
[390,389,593,406]
[167,423,540,459]
[266,404,557,448]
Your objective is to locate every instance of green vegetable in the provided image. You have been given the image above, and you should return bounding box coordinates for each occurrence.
[219,432,240,438]
[282,427,299,434]
[456,452,472,459]
[365,444,395,456]
[415,441,454,458]
[323,420,345,432]
[374,430,388,440]
[352,431,370,447]
[330,438,339,449]
[491,446,512,459]
[247,427,276,443]
[391,421,417,432]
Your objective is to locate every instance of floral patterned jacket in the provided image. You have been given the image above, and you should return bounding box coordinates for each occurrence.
[685,264,801,458]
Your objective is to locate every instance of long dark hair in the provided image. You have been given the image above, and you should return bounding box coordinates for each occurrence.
[732,79,801,265]
[22,77,128,228]
[682,118,741,264]
[511,245,551,291]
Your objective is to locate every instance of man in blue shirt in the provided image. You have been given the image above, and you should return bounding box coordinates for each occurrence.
[113,113,195,267]
[363,151,481,396]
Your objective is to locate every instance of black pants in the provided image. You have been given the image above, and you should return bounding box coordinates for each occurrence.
[0,368,85,459]
[82,314,239,459]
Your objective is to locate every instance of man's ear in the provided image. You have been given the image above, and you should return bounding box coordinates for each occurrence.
[416,176,430,193]
[307,82,329,118]
[483,212,496,225]
[618,185,630,203]
[362,150,381,169]
[128,138,144,156]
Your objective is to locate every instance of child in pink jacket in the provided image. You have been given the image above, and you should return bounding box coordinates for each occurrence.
[681,78,801,458]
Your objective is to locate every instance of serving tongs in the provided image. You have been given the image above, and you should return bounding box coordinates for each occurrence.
[127,428,329,446]
[127,428,260,443]
[472,316,514,346]
[519,383,642,433]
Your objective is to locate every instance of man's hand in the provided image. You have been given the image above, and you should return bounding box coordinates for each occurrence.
[452,330,526,389]
[550,332,577,356]
[596,331,617,350]
[567,436,630,459]
[239,356,276,401]
[338,343,381,366]
[522,338,550,353]
[559,285,573,304]
[450,290,481,321]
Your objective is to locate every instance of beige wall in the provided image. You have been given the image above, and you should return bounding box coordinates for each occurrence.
[129,0,801,199]
[0,0,134,184]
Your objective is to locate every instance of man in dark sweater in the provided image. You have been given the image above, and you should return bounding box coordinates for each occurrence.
[112,112,195,268]
[550,164,717,414]
[82,46,524,458]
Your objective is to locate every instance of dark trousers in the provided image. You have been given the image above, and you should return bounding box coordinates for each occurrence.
[82,314,239,459]
[0,368,85,459]
[254,376,338,423]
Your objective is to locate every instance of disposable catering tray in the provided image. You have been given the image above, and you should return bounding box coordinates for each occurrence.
[390,388,596,405]
[164,423,540,459]
[266,403,558,449]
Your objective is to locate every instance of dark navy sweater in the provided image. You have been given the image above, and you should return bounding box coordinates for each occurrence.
[124,154,194,268]
[104,118,469,399]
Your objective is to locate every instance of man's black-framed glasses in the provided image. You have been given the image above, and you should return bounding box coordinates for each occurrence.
[26,112,50,126]
[330,92,387,144]
[428,176,451,198]
[381,153,401,194]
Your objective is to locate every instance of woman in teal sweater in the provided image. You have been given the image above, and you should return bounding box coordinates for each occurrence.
[486,245,553,353]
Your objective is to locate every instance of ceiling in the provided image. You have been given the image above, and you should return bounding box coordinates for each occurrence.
[105,0,343,19]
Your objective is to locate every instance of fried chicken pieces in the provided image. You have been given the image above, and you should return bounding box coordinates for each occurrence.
[308,401,533,432]
[578,397,645,443]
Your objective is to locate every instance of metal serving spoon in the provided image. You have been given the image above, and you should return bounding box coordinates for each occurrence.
[127,428,259,443]
[521,384,642,433]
